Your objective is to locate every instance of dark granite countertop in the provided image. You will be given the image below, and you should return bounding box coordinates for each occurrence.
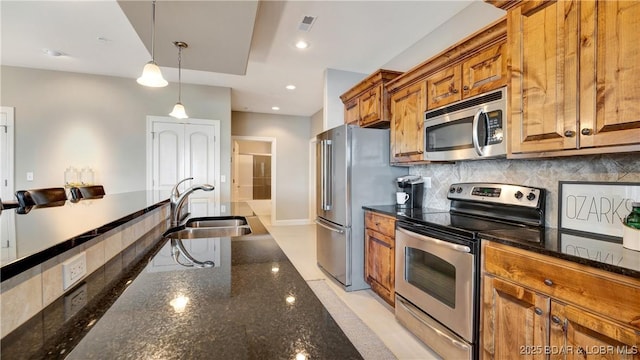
[1,191,170,281]
[60,206,362,359]
[364,204,640,278]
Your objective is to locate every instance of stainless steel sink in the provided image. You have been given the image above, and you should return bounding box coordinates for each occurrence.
[163,216,253,239]
[185,216,248,228]
[164,226,251,239]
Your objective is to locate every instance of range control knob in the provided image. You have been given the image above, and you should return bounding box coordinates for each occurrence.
[514,191,524,200]
[449,187,456,194]
[456,187,463,194]
[527,192,536,201]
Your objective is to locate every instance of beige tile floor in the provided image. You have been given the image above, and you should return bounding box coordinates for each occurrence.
[247,200,438,360]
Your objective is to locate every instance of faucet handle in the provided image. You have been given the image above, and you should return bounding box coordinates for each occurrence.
[171,177,194,198]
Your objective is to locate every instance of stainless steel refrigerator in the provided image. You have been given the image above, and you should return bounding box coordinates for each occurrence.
[316,124,407,291]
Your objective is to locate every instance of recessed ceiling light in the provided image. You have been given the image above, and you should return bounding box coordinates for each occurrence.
[272,106,280,111]
[286,85,296,90]
[295,40,309,49]
[42,48,63,57]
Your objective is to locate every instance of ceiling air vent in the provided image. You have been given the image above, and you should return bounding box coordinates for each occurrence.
[298,16,317,32]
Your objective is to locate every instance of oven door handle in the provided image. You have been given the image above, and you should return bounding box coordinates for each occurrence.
[397,227,471,253]
[397,297,470,351]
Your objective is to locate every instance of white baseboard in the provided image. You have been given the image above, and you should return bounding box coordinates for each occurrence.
[273,218,314,226]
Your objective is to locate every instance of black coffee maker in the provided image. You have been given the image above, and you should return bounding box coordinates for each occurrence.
[396,175,424,209]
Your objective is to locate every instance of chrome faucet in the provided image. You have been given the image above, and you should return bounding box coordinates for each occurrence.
[171,181,215,226]
[170,177,194,204]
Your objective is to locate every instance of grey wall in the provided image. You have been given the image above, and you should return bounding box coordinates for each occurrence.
[1,66,232,199]
[323,69,367,131]
[409,154,640,228]
[383,1,505,71]
[231,111,311,223]
[310,109,323,138]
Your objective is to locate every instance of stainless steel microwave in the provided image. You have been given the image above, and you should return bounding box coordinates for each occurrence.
[423,87,507,161]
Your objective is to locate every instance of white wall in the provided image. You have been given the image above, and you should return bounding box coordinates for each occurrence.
[1,66,232,199]
[231,111,311,223]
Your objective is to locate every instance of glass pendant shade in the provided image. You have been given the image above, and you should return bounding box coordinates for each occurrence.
[137,1,167,88]
[137,61,168,87]
[170,102,188,119]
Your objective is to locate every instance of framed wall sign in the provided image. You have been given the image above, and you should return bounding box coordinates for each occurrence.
[558,181,640,240]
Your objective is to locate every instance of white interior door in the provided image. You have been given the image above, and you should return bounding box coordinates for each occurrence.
[148,117,220,214]
[152,121,185,191]
[1,107,16,262]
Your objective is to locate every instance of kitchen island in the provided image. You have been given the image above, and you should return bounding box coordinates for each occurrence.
[2,198,363,359]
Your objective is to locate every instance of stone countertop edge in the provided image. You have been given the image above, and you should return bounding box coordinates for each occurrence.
[0,198,170,282]
[362,205,640,279]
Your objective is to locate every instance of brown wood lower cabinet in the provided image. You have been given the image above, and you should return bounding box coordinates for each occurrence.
[364,211,396,306]
[482,242,640,360]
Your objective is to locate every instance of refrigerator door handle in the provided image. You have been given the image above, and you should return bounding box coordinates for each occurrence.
[320,140,326,210]
[315,218,345,234]
[324,139,332,211]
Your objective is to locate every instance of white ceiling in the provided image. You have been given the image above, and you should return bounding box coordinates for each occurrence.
[1,0,479,117]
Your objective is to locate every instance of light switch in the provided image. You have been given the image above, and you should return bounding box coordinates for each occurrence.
[220,175,226,183]
[26,172,34,181]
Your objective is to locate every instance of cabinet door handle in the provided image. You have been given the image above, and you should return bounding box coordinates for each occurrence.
[534,307,543,316]
[581,128,593,136]
[543,279,553,286]
[463,85,469,91]
[451,88,459,94]
[564,130,575,138]
[551,315,562,324]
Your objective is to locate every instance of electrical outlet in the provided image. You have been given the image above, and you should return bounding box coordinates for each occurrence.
[62,252,87,290]
[64,283,87,320]
[26,172,34,181]
[422,177,432,188]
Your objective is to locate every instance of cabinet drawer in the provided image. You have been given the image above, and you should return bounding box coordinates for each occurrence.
[483,242,640,329]
[365,211,396,237]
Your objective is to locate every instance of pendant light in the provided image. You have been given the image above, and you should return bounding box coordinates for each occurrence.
[137,0,168,87]
[169,41,189,119]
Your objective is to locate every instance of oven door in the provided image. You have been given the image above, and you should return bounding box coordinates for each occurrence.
[395,226,475,343]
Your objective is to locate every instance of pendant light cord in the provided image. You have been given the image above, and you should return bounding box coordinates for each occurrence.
[178,45,182,102]
[151,0,157,62]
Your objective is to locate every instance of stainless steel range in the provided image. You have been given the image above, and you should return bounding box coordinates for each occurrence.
[395,183,546,360]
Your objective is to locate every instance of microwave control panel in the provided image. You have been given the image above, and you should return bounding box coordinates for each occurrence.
[485,110,503,145]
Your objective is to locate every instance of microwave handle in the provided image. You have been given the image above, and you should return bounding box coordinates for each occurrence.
[472,108,485,156]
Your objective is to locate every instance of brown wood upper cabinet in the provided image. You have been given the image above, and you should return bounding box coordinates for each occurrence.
[507,0,640,156]
[340,69,402,128]
[427,42,507,110]
[386,18,507,164]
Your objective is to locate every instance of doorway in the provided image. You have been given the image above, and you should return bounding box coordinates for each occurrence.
[231,136,275,223]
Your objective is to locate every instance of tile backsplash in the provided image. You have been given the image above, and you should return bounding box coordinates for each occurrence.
[409,153,640,228]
